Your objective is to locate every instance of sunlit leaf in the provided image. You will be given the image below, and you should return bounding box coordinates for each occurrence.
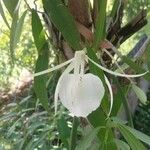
[2,0,20,17]
[10,10,27,60]
[132,84,147,105]
[9,1,19,61]
[0,0,10,29]
[42,0,81,50]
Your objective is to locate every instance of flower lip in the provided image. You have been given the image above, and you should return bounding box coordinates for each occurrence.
[58,73,105,117]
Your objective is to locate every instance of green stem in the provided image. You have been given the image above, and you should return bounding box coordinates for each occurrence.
[69,116,79,150]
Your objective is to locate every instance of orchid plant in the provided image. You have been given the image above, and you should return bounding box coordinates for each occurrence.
[34,48,148,118]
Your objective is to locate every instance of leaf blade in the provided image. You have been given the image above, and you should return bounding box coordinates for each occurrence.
[75,127,100,150]
[118,125,146,150]
[42,0,81,50]
[93,0,107,49]
[2,0,20,17]
[125,125,150,146]
[132,84,147,105]
[32,9,49,111]
[0,0,10,29]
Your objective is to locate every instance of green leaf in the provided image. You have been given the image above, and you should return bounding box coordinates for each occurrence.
[32,9,49,111]
[30,132,48,150]
[118,125,146,150]
[2,0,20,17]
[25,131,48,150]
[110,0,120,19]
[114,78,133,127]
[42,0,81,50]
[7,118,21,137]
[111,77,125,116]
[146,45,150,69]
[93,0,107,49]
[125,125,150,146]
[57,116,70,148]
[111,117,127,125]
[10,10,27,60]
[114,139,130,150]
[32,10,46,52]
[121,56,150,81]
[132,84,147,105]
[86,47,105,81]
[70,117,79,150]
[0,0,10,29]
[86,47,117,150]
[75,127,100,150]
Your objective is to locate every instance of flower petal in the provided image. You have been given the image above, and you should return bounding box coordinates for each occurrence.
[58,73,105,117]
[87,56,149,78]
[54,62,74,114]
[34,58,74,77]
[104,75,113,117]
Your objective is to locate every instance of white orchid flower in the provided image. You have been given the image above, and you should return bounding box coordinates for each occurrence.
[34,49,148,118]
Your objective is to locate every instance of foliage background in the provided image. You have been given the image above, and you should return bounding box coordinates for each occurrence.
[0,0,150,149]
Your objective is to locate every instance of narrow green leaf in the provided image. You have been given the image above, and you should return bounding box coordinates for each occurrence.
[121,56,150,81]
[111,117,127,125]
[34,54,49,111]
[32,10,46,52]
[132,84,147,105]
[0,0,10,29]
[32,9,49,111]
[2,0,19,17]
[10,10,27,59]
[93,0,107,49]
[118,125,146,150]
[7,118,21,137]
[57,116,70,148]
[75,127,100,150]
[30,132,48,149]
[114,139,130,150]
[125,125,150,146]
[42,0,81,50]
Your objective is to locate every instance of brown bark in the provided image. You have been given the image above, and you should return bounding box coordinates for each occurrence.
[68,0,91,28]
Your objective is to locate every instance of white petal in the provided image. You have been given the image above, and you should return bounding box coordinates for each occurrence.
[54,62,74,114]
[87,56,149,78]
[34,58,74,77]
[58,73,105,117]
[104,75,113,117]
